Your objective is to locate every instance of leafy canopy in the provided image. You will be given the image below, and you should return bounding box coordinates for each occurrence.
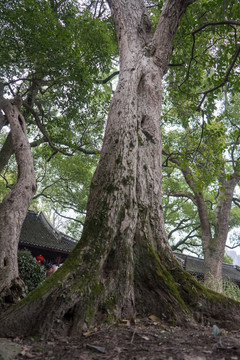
[0,0,118,236]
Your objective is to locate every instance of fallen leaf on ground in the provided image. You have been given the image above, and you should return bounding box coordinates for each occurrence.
[148,315,161,322]
[83,328,98,337]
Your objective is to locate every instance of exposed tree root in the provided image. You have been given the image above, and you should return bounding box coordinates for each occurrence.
[0,241,240,339]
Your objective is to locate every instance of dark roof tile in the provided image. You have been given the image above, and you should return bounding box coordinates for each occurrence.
[174,252,240,284]
[19,210,77,253]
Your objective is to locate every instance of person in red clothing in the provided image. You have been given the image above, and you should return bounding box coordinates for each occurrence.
[36,254,44,264]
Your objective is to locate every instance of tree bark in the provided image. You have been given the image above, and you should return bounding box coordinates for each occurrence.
[203,174,240,291]
[0,96,37,302]
[0,132,14,175]
[1,0,240,338]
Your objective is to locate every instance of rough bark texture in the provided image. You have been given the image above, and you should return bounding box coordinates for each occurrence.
[203,174,240,291]
[1,0,240,338]
[0,96,37,301]
[0,132,13,175]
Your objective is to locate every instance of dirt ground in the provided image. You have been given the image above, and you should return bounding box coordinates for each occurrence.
[3,317,240,360]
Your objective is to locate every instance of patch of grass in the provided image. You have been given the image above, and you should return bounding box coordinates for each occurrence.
[222,279,240,302]
[205,275,240,302]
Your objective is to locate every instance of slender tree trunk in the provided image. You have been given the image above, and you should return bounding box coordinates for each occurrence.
[0,96,37,301]
[194,193,220,290]
[1,0,240,338]
[203,175,240,291]
[170,158,240,291]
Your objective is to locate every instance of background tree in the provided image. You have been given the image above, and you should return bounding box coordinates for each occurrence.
[0,0,116,298]
[1,0,240,339]
[0,0,116,187]
[161,108,240,290]
[0,94,36,301]
[158,0,240,290]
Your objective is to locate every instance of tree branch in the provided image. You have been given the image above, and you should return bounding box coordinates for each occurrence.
[23,102,98,156]
[153,0,197,75]
[165,191,196,204]
[96,71,119,84]
[167,218,191,239]
[171,226,201,251]
[233,197,240,208]
[197,45,240,111]
[225,244,240,250]
[53,208,84,226]
[192,20,240,36]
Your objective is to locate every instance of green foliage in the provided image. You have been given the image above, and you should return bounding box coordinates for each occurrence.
[0,0,118,235]
[162,178,202,255]
[1,0,239,247]
[162,1,240,257]
[162,118,226,190]
[162,90,240,257]
[0,0,116,147]
[166,0,240,117]
[32,149,97,237]
[223,253,233,265]
[162,91,240,255]
[18,250,46,294]
[0,0,116,83]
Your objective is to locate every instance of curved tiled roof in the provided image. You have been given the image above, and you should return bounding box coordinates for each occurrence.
[175,252,240,285]
[19,210,77,253]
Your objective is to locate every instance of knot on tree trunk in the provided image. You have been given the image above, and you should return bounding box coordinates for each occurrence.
[0,277,25,304]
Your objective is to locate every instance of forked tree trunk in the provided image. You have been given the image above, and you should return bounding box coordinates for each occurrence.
[0,0,240,338]
[170,158,240,292]
[0,96,37,301]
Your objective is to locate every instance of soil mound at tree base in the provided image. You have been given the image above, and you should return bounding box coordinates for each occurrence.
[7,318,240,359]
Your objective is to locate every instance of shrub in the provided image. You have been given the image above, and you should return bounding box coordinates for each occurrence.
[18,249,46,294]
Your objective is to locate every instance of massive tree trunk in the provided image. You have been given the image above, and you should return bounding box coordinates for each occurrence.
[1,0,240,338]
[0,96,37,301]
